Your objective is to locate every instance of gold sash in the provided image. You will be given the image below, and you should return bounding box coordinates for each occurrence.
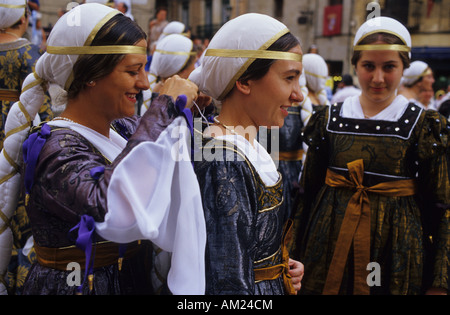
[34,241,142,271]
[278,149,304,161]
[323,159,417,295]
[254,220,296,295]
[0,90,20,102]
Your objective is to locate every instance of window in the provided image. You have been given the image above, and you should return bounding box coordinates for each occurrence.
[274,0,283,19]
[182,0,189,28]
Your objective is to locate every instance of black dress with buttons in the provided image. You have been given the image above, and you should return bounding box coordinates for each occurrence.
[291,102,450,295]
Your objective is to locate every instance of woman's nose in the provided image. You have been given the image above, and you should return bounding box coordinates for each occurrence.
[291,83,304,104]
[372,68,384,84]
[137,71,150,90]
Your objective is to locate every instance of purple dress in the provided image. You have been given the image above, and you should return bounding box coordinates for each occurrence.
[22,95,181,295]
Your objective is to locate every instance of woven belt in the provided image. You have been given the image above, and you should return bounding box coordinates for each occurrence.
[0,90,20,102]
[278,149,304,161]
[34,240,142,271]
[254,220,296,295]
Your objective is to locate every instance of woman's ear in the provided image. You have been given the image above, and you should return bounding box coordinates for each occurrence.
[235,79,251,95]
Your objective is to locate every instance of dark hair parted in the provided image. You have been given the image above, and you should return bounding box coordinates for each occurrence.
[67,14,147,99]
[237,32,300,84]
[351,32,410,69]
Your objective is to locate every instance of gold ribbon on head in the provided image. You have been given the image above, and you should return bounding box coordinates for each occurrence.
[0,3,26,8]
[353,44,411,52]
[155,49,197,56]
[205,49,302,62]
[354,30,411,53]
[47,45,146,55]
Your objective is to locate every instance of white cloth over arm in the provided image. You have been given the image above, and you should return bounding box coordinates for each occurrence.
[95,117,206,295]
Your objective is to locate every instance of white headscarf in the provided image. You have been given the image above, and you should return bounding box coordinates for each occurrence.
[303,53,329,105]
[157,21,187,42]
[0,0,27,30]
[150,34,194,80]
[189,13,301,101]
[402,60,431,86]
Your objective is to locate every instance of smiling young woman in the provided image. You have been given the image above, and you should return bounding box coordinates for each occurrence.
[189,13,305,295]
[290,17,449,295]
[0,3,205,295]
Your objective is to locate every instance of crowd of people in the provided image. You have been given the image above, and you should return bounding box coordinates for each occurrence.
[0,0,448,296]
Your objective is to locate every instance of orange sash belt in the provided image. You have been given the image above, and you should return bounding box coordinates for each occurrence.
[322,159,417,295]
[0,90,20,102]
[254,220,296,295]
[278,149,304,161]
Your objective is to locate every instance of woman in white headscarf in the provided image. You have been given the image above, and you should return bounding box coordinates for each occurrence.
[399,60,435,107]
[189,13,305,295]
[141,33,197,114]
[0,3,206,295]
[291,16,449,295]
[0,0,53,295]
[302,53,330,106]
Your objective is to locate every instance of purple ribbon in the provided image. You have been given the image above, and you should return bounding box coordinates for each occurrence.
[22,123,51,195]
[174,95,194,165]
[69,215,96,294]
[89,166,105,180]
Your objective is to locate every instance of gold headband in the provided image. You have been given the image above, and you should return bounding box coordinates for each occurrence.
[403,67,432,80]
[353,44,411,53]
[162,32,190,37]
[155,49,196,56]
[0,3,26,8]
[305,70,327,80]
[47,45,146,55]
[205,49,303,62]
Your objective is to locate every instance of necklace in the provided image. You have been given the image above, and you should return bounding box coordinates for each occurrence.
[2,31,20,39]
[53,116,78,124]
[213,116,238,136]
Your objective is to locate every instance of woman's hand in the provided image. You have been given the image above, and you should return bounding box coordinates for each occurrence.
[288,258,304,294]
[159,75,199,109]
[192,92,212,113]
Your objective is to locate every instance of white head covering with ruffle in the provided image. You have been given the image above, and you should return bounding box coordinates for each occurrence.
[37,3,120,90]
[302,53,329,106]
[157,21,187,42]
[189,13,299,101]
[0,0,27,30]
[402,60,431,86]
[353,16,411,57]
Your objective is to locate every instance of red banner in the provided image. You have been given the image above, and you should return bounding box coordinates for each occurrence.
[323,5,343,36]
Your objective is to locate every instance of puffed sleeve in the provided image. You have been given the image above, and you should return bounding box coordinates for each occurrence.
[416,110,450,291]
[290,105,329,258]
[194,153,258,295]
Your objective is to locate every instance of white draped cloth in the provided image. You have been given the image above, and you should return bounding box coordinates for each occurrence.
[0,3,206,295]
[47,117,206,295]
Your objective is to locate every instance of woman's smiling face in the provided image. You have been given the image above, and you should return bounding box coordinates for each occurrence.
[244,45,304,128]
[93,39,149,120]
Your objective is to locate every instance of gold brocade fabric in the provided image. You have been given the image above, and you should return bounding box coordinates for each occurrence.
[322,160,417,295]
[291,103,450,295]
[254,220,296,295]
